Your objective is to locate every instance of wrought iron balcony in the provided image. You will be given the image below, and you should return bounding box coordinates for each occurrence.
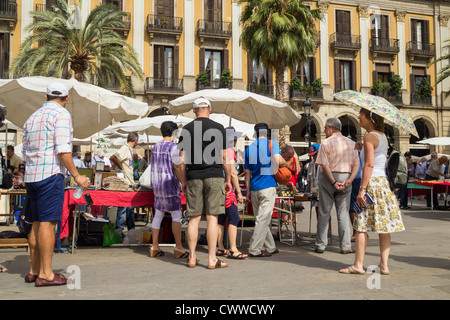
[373,90,403,104]
[410,94,432,106]
[330,33,361,52]
[247,84,274,97]
[0,1,17,22]
[147,14,183,36]
[289,87,323,100]
[197,19,232,40]
[145,77,184,94]
[370,37,400,55]
[406,41,435,58]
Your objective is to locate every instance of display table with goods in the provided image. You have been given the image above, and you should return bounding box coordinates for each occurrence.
[412,180,450,211]
[0,189,28,251]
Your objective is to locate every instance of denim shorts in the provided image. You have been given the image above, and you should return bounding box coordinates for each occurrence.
[25,174,65,222]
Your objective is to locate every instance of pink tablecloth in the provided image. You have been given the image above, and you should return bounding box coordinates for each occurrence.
[60,189,154,239]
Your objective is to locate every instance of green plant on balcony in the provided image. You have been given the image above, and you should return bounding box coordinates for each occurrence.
[196,71,210,88]
[290,77,322,95]
[220,69,233,88]
[371,80,390,96]
[389,75,403,97]
[415,77,433,100]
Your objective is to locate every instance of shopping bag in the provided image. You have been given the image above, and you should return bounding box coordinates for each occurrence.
[102,224,123,247]
[139,164,152,189]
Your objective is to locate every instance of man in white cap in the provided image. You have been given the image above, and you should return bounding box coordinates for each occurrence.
[22,82,90,287]
[177,97,232,269]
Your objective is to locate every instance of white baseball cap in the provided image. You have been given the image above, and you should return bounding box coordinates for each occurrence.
[46,82,69,97]
[193,98,211,109]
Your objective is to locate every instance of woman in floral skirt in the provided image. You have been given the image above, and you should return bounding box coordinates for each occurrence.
[339,108,405,275]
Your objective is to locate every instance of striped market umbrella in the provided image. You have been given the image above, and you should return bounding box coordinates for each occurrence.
[334,90,419,138]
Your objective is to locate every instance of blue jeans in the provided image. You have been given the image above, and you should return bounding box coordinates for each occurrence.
[116,207,135,230]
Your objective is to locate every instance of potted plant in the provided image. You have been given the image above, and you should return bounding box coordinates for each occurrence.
[196,71,210,89]
[389,75,403,97]
[220,69,233,88]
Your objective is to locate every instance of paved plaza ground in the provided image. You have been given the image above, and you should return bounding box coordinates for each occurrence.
[0,198,449,304]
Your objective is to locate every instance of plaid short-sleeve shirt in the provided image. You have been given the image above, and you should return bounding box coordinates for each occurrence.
[315,132,358,173]
[22,101,73,183]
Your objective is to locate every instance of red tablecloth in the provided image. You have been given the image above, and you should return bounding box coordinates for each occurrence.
[60,189,155,239]
[413,181,450,195]
[60,189,187,240]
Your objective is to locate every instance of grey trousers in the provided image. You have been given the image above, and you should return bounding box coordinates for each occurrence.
[249,187,277,255]
[315,172,352,251]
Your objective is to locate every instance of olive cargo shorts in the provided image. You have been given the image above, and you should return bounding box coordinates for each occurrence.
[186,177,225,216]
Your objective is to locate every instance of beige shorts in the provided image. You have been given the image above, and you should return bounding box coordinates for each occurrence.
[186,177,225,216]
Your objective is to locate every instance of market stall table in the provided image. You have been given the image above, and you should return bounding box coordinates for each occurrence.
[0,189,28,251]
[60,189,187,253]
[412,181,450,211]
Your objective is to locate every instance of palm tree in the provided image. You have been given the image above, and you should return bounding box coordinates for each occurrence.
[431,39,450,98]
[11,0,144,97]
[240,0,321,102]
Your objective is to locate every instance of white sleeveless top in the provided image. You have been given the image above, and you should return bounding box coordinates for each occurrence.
[360,131,388,178]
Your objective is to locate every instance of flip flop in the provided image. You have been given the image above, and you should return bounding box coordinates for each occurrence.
[228,251,248,259]
[207,258,228,269]
[339,266,365,275]
[0,267,7,273]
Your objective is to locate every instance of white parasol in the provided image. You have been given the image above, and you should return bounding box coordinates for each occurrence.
[0,77,149,139]
[168,89,301,128]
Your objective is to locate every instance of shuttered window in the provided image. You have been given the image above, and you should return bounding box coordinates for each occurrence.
[0,33,10,79]
[154,45,178,87]
[334,59,356,92]
[411,19,429,49]
[293,57,316,85]
[156,0,174,17]
[336,10,351,36]
[205,0,222,22]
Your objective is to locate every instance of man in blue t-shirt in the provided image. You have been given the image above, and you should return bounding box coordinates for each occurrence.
[244,123,287,257]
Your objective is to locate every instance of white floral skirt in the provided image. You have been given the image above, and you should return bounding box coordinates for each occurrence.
[353,176,405,233]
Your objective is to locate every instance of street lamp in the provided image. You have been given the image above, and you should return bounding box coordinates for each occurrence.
[303,97,313,151]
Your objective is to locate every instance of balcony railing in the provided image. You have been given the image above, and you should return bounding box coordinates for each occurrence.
[147,14,183,35]
[289,87,323,99]
[370,37,400,54]
[146,77,184,93]
[247,84,274,97]
[406,41,435,58]
[197,19,232,39]
[373,90,403,104]
[410,94,432,106]
[330,33,361,51]
[0,1,17,21]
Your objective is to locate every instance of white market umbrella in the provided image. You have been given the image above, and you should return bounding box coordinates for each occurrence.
[209,113,254,139]
[0,77,149,139]
[73,137,99,146]
[168,89,301,128]
[102,115,193,136]
[112,134,163,147]
[417,137,450,146]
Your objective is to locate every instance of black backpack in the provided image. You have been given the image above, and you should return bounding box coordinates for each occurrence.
[386,149,408,190]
